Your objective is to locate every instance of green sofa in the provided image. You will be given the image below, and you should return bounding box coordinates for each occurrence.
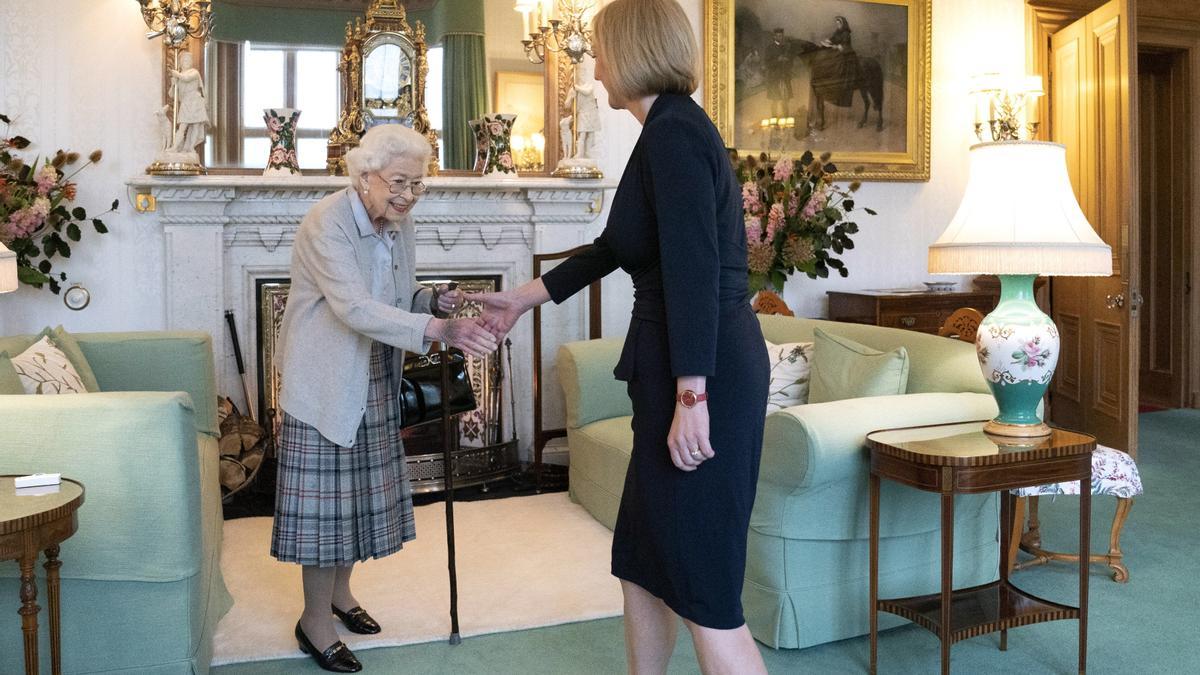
[556,315,1002,649]
[0,331,232,674]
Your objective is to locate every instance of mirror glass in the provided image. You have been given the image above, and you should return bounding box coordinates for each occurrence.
[363,36,416,127]
[203,0,546,172]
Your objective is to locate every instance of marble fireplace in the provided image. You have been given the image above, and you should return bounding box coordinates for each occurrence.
[128,174,613,464]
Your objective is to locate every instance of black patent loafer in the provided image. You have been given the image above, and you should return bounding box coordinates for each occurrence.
[332,604,382,635]
[295,621,363,673]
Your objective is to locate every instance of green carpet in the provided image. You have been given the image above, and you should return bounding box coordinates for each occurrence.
[214,411,1199,674]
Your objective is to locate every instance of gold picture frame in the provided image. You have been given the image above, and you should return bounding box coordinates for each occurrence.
[704,0,931,181]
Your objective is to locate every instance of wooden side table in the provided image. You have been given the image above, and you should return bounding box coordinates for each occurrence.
[0,476,85,675]
[865,423,1094,675]
[827,290,998,334]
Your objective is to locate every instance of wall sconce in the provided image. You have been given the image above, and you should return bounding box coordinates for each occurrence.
[136,0,213,48]
[971,73,1044,142]
[516,0,594,65]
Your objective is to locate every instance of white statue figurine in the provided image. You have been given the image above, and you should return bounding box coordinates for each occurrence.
[170,52,209,153]
[564,57,600,160]
[553,56,603,178]
[154,104,173,152]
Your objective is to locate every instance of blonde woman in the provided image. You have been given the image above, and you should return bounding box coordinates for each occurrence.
[271,124,496,672]
[474,1,769,672]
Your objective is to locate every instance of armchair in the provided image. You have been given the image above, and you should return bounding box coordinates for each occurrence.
[0,331,231,674]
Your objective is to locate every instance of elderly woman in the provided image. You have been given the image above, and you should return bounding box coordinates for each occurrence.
[271,124,496,673]
[474,1,769,672]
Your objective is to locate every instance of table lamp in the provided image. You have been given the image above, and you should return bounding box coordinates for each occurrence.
[929,140,1112,437]
[0,241,17,294]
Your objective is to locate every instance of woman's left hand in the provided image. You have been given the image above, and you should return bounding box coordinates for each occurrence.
[667,403,715,472]
[436,285,464,315]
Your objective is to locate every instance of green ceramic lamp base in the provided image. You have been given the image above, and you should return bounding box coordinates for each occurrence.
[976,274,1058,439]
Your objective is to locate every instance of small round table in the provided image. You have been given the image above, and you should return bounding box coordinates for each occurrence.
[865,423,1094,675]
[0,476,85,675]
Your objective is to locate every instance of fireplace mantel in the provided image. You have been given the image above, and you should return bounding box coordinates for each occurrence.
[129,174,614,460]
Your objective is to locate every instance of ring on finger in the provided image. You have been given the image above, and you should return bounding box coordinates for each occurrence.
[688,448,704,460]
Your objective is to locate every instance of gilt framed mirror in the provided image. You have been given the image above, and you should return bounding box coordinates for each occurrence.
[168,0,570,176]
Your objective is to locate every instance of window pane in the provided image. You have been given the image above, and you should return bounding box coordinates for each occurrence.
[297,138,328,170]
[242,137,270,169]
[296,50,339,130]
[426,47,444,167]
[243,47,285,129]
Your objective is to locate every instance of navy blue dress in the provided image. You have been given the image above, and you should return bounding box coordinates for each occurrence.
[542,93,769,629]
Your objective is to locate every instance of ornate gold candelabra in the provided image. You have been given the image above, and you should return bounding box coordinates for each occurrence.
[971,74,1043,142]
[517,0,594,66]
[137,0,214,175]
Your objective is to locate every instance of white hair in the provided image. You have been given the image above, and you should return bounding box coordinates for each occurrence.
[344,124,432,189]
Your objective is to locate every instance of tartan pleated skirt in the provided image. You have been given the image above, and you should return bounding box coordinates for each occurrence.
[271,341,416,567]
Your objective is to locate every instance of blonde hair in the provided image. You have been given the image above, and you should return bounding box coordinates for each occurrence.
[593,0,698,103]
[344,124,432,189]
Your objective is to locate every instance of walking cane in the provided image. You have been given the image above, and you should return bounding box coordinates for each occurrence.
[439,345,462,645]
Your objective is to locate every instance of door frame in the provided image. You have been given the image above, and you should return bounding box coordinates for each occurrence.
[1139,16,1200,408]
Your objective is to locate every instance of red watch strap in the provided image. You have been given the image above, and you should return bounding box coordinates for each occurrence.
[677,390,708,407]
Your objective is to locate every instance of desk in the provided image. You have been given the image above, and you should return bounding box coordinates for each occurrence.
[0,476,85,675]
[865,423,1093,674]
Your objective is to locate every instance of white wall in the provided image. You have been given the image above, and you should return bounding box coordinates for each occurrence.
[0,0,1027,342]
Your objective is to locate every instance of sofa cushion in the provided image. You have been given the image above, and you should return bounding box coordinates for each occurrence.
[0,353,23,394]
[557,339,633,428]
[765,340,814,413]
[10,335,89,394]
[809,327,909,403]
[570,416,634,501]
[44,325,101,392]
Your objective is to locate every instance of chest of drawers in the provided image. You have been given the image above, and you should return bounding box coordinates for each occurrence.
[826,290,998,334]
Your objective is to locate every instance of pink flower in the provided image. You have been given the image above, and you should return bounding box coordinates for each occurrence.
[801,184,828,220]
[488,121,504,136]
[744,214,763,242]
[35,164,58,196]
[267,116,283,133]
[766,203,785,241]
[786,193,800,217]
[741,181,762,216]
[499,152,514,169]
[773,156,794,182]
[4,197,51,241]
[270,147,288,166]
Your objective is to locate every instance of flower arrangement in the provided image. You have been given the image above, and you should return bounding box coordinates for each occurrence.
[735,150,875,293]
[0,114,116,294]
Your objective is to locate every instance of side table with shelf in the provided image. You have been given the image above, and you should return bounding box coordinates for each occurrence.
[1,476,85,675]
[865,423,1094,675]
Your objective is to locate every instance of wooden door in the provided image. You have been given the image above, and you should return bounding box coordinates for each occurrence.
[1137,49,1190,409]
[1047,0,1141,453]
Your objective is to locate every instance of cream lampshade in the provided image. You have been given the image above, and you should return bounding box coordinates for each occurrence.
[0,241,17,294]
[929,140,1111,437]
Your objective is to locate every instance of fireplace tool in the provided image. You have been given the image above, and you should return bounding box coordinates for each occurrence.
[224,310,255,422]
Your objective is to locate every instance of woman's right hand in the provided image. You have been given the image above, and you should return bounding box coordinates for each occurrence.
[426,317,498,357]
[471,289,528,340]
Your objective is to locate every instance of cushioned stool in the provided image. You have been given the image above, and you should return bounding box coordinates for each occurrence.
[1007,445,1143,582]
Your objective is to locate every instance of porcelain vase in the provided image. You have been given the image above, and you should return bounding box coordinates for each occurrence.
[263,108,301,176]
[468,117,490,174]
[976,274,1058,437]
[481,113,517,176]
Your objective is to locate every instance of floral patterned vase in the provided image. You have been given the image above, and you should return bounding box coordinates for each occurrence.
[468,117,490,174]
[263,108,301,176]
[976,274,1059,436]
[482,113,517,176]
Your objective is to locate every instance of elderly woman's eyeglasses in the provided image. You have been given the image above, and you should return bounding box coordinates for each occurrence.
[380,175,427,196]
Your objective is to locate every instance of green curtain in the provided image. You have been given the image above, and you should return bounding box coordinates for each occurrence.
[442,33,487,171]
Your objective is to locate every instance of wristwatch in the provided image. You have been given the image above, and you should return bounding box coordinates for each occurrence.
[677,390,708,408]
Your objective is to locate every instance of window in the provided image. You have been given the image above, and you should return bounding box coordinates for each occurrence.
[426,46,445,168]
[205,41,341,170]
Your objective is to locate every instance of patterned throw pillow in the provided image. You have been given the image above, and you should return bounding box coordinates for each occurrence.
[765,339,815,414]
[10,335,88,394]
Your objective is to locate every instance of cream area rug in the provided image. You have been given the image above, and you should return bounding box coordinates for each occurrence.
[211,493,623,665]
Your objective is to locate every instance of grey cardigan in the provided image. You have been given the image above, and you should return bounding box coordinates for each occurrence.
[276,188,434,447]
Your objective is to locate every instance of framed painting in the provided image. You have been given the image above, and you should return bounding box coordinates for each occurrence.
[704,0,931,181]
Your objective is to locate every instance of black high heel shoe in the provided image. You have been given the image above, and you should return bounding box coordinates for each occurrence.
[332,604,382,635]
[295,621,363,673]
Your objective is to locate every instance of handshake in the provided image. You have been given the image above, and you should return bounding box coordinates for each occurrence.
[423,285,532,359]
